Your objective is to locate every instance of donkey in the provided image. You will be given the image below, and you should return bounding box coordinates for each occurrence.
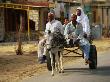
[45,31,66,76]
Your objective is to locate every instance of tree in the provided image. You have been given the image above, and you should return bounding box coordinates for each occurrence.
[16,14,23,55]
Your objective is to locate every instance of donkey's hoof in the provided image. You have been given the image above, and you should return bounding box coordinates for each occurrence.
[61,70,64,73]
[59,71,61,73]
[51,74,54,76]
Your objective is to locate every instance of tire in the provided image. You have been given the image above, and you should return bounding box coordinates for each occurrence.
[89,45,97,69]
[46,52,55,71]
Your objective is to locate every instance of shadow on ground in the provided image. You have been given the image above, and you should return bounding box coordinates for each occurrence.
[64,66,110,76]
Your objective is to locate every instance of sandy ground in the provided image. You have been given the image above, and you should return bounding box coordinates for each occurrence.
[0,38,110,82]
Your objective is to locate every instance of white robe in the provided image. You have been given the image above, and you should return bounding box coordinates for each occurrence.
[76,7,90,36]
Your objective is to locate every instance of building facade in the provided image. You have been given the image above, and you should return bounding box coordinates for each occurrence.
[91,0,110,37]
[0,0,54,41]
[78,0,110,38]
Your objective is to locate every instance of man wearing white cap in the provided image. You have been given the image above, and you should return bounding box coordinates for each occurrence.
[45,10,63,35]
[37,10,64,64]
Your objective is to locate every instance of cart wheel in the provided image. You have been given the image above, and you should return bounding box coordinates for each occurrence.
[46,52,55,71]
[89,45,97,69]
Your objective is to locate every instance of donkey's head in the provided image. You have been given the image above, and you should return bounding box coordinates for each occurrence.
[45,30,66,51]
[45,30,56,50]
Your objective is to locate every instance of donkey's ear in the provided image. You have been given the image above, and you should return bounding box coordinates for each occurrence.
[48,30,51,34]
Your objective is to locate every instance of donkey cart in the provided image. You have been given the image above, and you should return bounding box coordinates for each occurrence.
[45,31,97,73]
[46,41,97,71]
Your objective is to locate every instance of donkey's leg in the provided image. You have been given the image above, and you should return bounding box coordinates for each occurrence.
[60,51,64,73]
[58,51,61,73]
[55,52,58,72]
[55,51,60,72]
[49,51,54,76]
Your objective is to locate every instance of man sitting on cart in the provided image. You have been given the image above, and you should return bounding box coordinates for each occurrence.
[64,14,91,64]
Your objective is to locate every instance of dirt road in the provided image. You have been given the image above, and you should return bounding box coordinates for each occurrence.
[22,50,110,82]
[0,39,110,82]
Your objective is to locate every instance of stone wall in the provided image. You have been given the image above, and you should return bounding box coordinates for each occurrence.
[29,10,39,30]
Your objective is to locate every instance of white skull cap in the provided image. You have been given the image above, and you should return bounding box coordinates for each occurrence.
[49,9,55,15]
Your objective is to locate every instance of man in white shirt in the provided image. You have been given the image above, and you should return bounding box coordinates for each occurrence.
[76,7,90,37]
[37,10,64,64]
[45,11,63,35]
